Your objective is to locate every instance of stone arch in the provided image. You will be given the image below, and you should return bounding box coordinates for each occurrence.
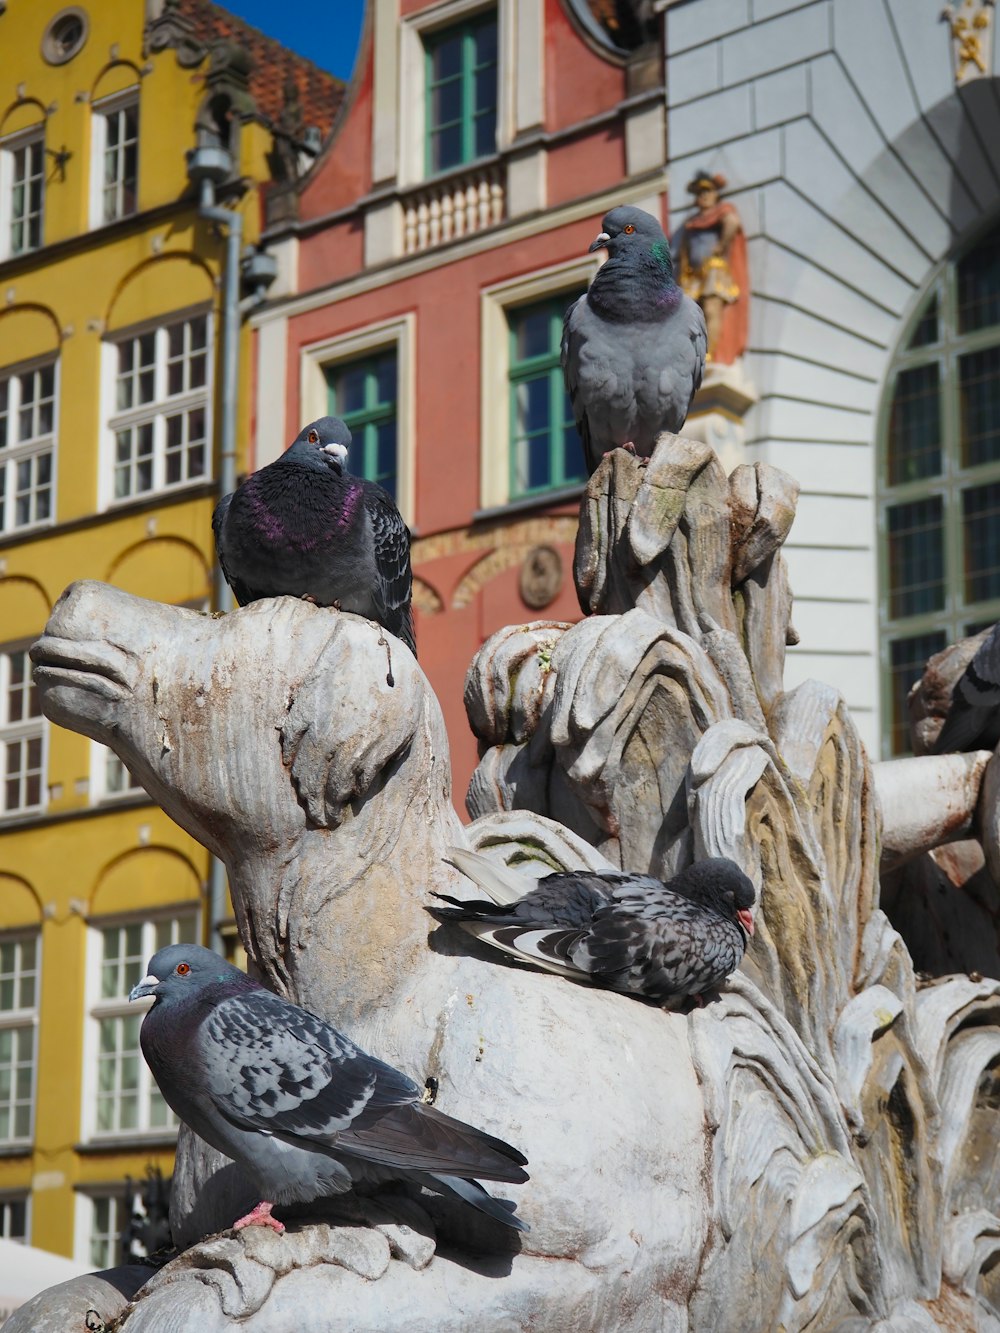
[0,98,46,138]
[89,845,205,919]
[91,60,142,103]
[105,253,215,332]
[0,874,43,931]
[106,537,211,604]
[411,574,443,615]
[0,304,62,362]
[0,578,52,644]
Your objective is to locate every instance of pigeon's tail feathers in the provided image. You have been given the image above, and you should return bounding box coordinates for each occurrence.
[331,1100,528,1183]
[444,848,534,906]
[427,1173,530,1233]
[426,892,518,922]
[450,921,594,982]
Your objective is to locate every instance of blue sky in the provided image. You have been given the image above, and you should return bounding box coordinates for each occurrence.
[222,0,367,82]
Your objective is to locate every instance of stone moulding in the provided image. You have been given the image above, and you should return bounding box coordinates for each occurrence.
[17,433,1000,1330]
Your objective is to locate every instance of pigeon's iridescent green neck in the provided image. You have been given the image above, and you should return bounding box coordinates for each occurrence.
[651,240,671,268]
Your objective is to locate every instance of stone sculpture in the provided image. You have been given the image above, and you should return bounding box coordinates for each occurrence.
[17,433,1000,1331]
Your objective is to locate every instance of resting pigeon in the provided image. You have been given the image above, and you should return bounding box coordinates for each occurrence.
[428,850,755,1005]
[932,621,1000,754]
[130,944,528,1234]
[561,204,707,472]
[213,417,416,656]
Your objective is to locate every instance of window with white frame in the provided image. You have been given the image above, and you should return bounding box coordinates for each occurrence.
[92,92,138,226]
[90,743,144,803]
[0,127,45,259]
[105,312,210,505]
[85,1190,125,1269]
[0,359,56,533]
[0,646,45,819]
[85,913,198,1140]
[0,1194,29,1244]
[0,935,39,1147]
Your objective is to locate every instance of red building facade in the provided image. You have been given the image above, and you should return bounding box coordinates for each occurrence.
[251,0,665,797]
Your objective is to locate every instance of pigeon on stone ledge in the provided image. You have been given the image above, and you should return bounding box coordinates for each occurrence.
[213,416,416,655]
[561,205,707,472]
[932,620,1000,755]
[428,850,754,1005]
[130,944,528,1234]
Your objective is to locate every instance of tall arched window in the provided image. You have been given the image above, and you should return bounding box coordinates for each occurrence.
[881,227,1000,754]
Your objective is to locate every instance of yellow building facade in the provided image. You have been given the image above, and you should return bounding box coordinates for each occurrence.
[0,0,340,1262]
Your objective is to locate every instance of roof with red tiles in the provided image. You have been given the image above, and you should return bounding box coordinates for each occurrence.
[180,0,346,138]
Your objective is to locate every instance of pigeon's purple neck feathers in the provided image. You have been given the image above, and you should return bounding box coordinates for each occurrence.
[588,243,679,325]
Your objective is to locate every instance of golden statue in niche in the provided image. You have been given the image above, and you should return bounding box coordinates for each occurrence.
[673,171,748,365]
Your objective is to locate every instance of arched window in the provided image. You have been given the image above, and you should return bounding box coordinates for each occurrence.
[880,226,1000,754]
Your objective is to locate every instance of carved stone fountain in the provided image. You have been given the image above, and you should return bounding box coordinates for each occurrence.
[15,435,1000,1331]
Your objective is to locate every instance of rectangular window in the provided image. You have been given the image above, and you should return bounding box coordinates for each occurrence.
[888,632,947,755]
[964,481,1000,603]
[327,351,399,498]
[88,1192,124,1270]
[509,294,587,499]
[959,345,1000,469]
[886,497,945,619]
[87,914,198,1139]
[0,647,45,818]
[0,1195,29,1244]
[0,935,39,1147]
[98,97,138,224]
[92,744,144,802]
[1,130,44,258]
[0,361,56,533]
[425,11,497,175]
[887,363,941,484]
[105,314,211,504]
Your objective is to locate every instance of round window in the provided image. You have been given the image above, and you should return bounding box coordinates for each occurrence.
[42,8,89,65]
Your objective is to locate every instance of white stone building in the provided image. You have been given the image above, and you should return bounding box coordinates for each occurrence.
[663,0,1000,756]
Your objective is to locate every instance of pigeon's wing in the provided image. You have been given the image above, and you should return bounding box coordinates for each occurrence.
[577,889,745,999]
[202,991,524,1181]
[212,491,257,607]
[934,623,1000,753]
[652,296,707,433]
[201,989,420,1141]
[561,295,597,470]
[362,482,416,655]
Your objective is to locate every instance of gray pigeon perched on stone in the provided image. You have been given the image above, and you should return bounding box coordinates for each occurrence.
[932,621,1000,754]
[428,850,754,1005]
[130,944,528,1234]
[561,205,707,472]
[213,416,416,655]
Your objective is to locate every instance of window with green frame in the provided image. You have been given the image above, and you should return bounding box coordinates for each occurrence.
[326,351,398,499]
[509,293,587,500]
[880,225,1000,755]
[425,11,497,176]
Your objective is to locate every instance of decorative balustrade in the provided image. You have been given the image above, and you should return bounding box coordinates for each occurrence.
[402,163,505,255]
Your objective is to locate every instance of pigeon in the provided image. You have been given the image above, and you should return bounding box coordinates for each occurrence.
[129,944,528,1234]
[213,417,416,656]
[428,850,754,1005]
[932,621,1000,754]
[561,205,707,472]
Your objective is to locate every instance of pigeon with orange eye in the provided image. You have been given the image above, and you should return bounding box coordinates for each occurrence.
[129,943,528,1235]
[212,416,416,656]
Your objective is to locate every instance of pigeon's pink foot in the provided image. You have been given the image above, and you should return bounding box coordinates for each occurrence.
[622,440,638,454]
[233,1200,285,1234]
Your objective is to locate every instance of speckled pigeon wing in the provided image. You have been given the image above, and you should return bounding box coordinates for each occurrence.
[362,481,416,655]
[200,989,420,1141]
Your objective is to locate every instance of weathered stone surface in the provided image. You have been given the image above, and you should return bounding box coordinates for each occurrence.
[23,433,1000,1329]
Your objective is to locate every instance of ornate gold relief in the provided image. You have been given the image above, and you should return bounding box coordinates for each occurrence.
[941,0,996,84]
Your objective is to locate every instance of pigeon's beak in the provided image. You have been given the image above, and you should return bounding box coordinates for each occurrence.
[129,973,160,1002]
[323,443,348,464]
[589,231,611,253]
[737,908,755,938]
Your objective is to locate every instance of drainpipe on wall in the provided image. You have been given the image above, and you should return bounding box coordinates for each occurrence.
[186,146,243,957]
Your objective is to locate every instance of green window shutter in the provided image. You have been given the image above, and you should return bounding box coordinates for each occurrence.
[508,292,587,501]
[326,351,399,499]
[425,11,497,176]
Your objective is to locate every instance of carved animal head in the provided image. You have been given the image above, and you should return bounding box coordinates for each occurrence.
[31,581,449,862]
